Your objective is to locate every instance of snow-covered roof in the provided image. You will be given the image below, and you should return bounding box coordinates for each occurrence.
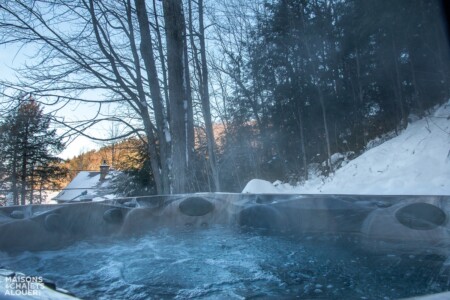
[53,171,116,202]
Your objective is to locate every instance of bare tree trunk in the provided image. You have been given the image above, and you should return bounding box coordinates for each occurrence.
[298,5,332,173]
[39,181,43,204]
[409,54,424,116]
[20,124,29,205]
[134,0,171,194]
[434,21,450,101]
[20,153,27,205]
[30,165,34,204]
[355,48,367,145]
[317,87,332,172]
[189,0,220,191]
[163,0,189,194]
[11,137,19,205]
[198,0,220,191]
[152,0,170,110]
[181,1,195,184]
[287,56,308,180]
[391,34,406,129]
[142,117,165,194]
[297,107,308,180]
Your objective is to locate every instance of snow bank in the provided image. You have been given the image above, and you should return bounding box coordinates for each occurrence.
[242,179,284,194]
[243,100,450,195]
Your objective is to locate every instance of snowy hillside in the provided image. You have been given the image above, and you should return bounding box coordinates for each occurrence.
[243,100,450,195]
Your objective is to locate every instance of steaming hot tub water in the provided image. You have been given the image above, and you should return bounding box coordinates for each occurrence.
[0,194,449,299]
[1,227,449,299]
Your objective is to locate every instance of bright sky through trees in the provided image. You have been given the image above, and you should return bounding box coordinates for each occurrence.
[1,44,107,159]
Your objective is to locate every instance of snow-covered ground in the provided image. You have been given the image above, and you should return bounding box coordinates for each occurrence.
[243,100,450,195]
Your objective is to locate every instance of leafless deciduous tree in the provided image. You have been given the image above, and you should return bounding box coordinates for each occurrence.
[0,0,219,194]
[188,0,220,191]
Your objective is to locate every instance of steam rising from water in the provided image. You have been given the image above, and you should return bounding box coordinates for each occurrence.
[1,227,449,299]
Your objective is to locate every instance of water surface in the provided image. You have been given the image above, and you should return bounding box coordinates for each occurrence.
[1,227,449,299]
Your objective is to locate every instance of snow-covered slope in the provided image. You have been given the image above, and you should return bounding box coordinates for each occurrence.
[243,100,450,195]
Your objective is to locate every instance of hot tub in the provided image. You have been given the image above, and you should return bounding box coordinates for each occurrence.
[0,194,449,299]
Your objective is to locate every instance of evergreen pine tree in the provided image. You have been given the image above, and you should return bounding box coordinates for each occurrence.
[0,97,66,205]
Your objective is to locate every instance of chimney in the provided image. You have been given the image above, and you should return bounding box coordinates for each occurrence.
[100,159,110,181]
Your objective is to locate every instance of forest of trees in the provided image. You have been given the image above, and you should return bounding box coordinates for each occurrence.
[0,0,448,196]
[216,0,450,190]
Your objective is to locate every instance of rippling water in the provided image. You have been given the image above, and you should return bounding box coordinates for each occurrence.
[1,227,449,299]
